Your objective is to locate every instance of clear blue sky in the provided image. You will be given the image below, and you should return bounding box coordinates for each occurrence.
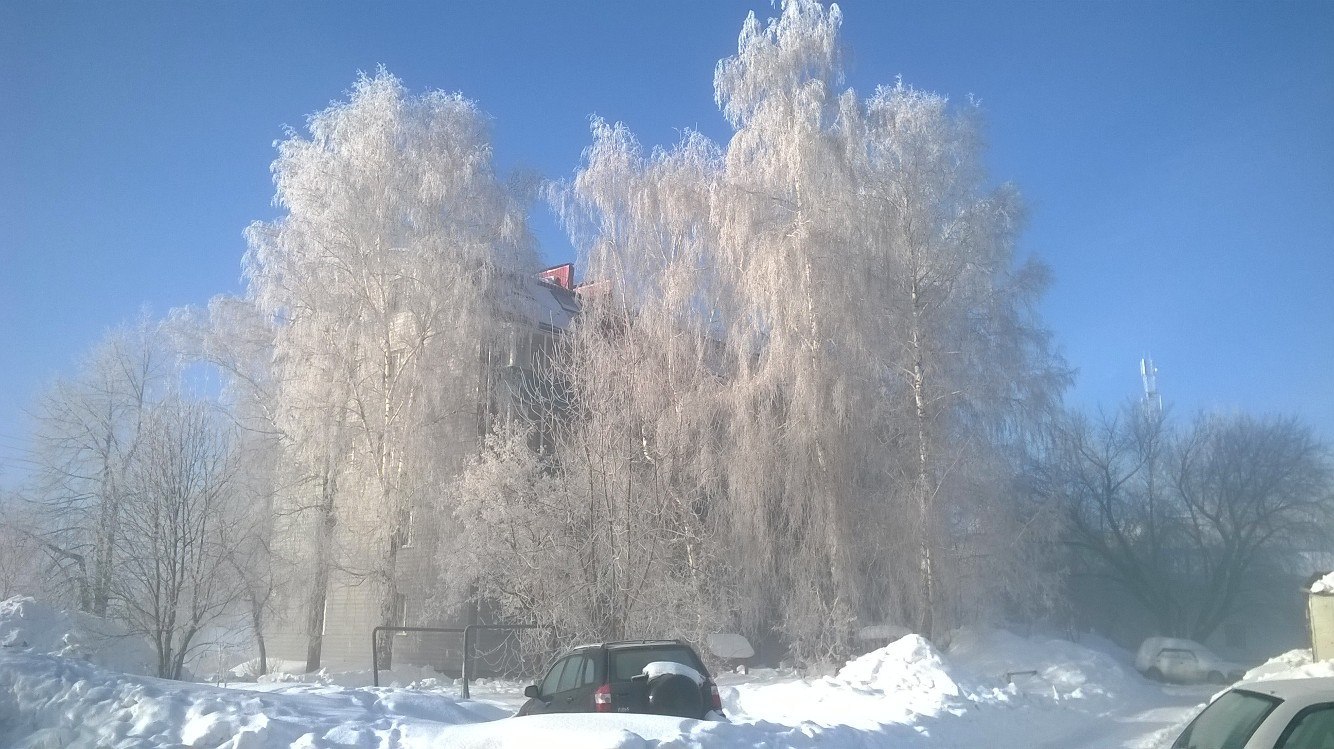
[2,1,1332,479]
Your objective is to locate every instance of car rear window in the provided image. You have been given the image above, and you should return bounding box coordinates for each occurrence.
[1172,689,1281,749]
[609,645,704,682]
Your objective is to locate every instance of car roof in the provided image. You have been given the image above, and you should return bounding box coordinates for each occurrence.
[1236,677,1334,702]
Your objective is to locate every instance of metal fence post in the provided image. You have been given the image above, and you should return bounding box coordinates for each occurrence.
[461,626,473,699]
[371,627,382,687]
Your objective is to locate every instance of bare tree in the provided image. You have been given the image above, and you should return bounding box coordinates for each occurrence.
[168,297,286,675]
[113,395,242,679]
[1056,406,1333,642]
[855,83,1067,640]
[0,496,44,600]
[29,318,170,615]
[493,116,731,647]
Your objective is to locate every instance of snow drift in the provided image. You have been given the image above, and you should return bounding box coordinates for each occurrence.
[0,625,1215,748]
[0,595,156,676]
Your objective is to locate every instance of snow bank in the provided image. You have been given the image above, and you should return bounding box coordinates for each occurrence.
[947,627,1148,700]
[837,634,962,698]
[0,651,507,749]
[720,634,969,730]
[1,626,1206,749]
[227,658,309,680]
[0,595,156,676]
[1242,649,1334,682]
[0,650,963,748]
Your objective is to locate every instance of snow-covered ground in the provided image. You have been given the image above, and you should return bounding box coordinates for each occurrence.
[0,595,1292,749]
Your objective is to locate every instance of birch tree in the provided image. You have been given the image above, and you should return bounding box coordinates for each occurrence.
[708,1,875,660]
[243,68,536,668]
[855,83,1067,639]
[455,119,730,648]
[565,1,1064,658]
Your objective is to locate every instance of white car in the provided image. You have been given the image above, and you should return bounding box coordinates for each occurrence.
[1171,677,1334,749]
[1136,637,1245,684]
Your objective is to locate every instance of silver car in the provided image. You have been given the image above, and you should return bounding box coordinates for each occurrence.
[1171,677,1334,749]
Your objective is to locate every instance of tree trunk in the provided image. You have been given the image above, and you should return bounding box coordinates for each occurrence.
[305,468,338,673]
[909,272,935,641]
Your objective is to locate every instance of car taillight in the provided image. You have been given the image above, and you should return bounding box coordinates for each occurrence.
[594,683,613,712]
[708,681,722,711]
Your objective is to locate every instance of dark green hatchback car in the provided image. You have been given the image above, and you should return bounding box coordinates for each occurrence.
[516,640,723,720]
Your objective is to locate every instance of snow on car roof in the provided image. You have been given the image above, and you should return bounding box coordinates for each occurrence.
[1237,676,1334,701]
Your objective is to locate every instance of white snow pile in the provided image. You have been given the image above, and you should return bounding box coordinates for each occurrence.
[1310,572,1334,594]
[723,633,973,730]
[947,627,1148,701]
[0,595,156,676]
[227,659,310,680]
[1242,648,1334,682]
[0,624,1212,748]
[837,634,963,700]
[0,651,509,749]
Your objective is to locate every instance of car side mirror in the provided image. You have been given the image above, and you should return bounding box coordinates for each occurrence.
[524,684,540,699]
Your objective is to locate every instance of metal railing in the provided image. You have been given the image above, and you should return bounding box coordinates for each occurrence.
[370,626,465,687]
[460,624,547,698]
[370,623,549,697]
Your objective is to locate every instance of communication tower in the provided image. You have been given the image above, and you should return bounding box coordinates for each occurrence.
[1140,357,1162,415]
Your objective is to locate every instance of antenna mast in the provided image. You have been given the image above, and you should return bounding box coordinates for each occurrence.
[1140,356,1162,415]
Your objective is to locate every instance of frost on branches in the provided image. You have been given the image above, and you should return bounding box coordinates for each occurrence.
[242,69,537,670]
[455,0,1066,664]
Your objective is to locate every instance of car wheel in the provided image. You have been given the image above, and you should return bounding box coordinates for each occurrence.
[646,673,704,718]
[1208,671,1227,685]
[1146,667,1163,682]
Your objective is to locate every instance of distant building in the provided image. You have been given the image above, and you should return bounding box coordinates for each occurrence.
[263,265,580,672]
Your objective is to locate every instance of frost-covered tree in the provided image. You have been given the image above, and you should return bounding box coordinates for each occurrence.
[710,1,1065,652]
[531,0,1065,661]
[0,493,44,600]
[709,1,875,659]
[854,83,1067,640]
[455,118,730,648]
[243,69,536,669]
[29,318,171,615]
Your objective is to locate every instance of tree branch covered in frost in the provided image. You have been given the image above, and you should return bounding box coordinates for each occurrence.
[453,0,1069,664]
[16,1,1333,679]
[242,68,537,670]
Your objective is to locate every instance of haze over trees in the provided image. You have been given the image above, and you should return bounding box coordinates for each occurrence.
[8,0,1332,677]
[1052,406,1334,643]
[26,320,247,678]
